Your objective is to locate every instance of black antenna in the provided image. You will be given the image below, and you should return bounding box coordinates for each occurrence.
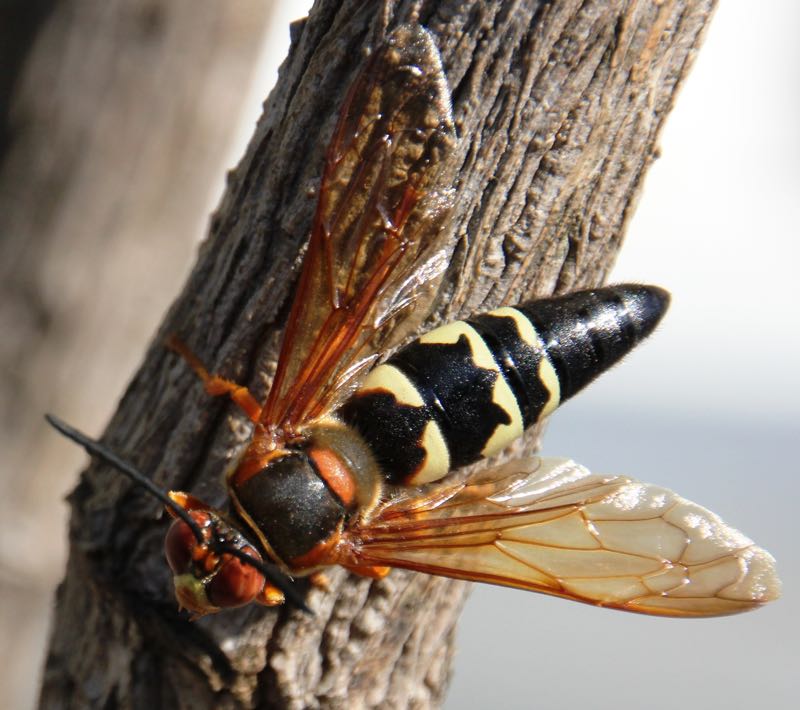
[45,413,312,614]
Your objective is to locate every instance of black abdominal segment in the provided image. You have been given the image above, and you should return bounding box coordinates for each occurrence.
[339,285,669,486]
[517,285,669,402]
[467,312,553,430]
[337,389,429,483]
[339,333,512,477]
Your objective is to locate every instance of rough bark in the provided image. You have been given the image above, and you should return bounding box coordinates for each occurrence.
[37,0,716,708]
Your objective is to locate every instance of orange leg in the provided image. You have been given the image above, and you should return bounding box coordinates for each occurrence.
[166,335,262,423]
[343,564,391,580]
[256,583,286,607]
[309,571,331,591]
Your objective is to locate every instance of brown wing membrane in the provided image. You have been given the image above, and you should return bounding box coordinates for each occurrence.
[262,25,456,433]
[339,458,780,617]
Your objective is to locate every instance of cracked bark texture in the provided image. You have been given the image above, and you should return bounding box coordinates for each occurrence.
[35,0,716,708]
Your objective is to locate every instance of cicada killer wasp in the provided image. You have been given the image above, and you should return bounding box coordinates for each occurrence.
[50,25,779,618]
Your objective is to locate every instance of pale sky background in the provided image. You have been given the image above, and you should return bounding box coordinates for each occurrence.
[246,2,799,708]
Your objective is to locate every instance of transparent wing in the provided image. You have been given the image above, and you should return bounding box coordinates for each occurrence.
[262,25,456,434]
[340,457,780,616]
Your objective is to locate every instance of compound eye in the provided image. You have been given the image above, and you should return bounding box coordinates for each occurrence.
[206,546,266,609]
[164,512,210,574]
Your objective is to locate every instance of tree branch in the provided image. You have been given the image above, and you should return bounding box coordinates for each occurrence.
[40,0,716,707]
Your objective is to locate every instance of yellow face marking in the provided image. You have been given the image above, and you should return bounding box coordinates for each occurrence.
[407,420,451,485]
[489,306,561,419]
[358,364,424,406]
[174,574,217,616]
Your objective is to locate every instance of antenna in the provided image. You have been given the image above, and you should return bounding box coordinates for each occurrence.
[45,413,311,614]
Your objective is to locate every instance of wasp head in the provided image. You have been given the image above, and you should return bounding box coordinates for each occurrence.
[164,492,284,616]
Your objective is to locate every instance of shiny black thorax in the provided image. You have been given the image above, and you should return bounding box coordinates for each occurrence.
[230,452,347,564]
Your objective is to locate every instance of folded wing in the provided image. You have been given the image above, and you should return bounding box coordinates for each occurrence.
[262,26,456,433]
[344,457,780,616]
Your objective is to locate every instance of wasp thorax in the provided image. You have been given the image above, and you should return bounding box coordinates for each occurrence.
[164,510,265,615]
[229,450,349,567]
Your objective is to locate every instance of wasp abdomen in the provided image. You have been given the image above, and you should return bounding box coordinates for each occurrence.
[514,284,669,403]
[338,285,669,486]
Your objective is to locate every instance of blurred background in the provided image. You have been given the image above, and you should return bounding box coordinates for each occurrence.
[1,1,796,708]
